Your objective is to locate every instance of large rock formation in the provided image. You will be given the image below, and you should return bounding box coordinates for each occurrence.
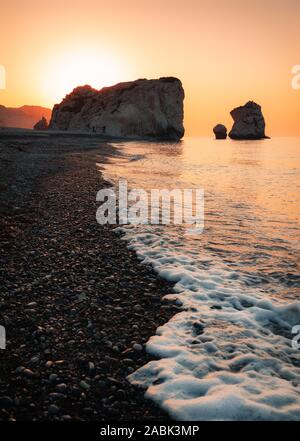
[34,116,48,130]
[213,124,227,139]
[229,101,267,140]
[49,77,185,140]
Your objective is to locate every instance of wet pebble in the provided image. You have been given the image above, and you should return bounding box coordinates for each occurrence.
[48,404,60,415]
[79,380,90,391]
[55,383,67,393]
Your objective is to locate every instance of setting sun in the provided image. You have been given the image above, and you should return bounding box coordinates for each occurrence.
[40,48,132,104]
[1,0,300,135]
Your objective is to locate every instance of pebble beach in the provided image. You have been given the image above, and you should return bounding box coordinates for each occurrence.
[0,131,177,421]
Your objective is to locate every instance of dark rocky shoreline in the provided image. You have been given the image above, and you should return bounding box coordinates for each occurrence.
[0,133,178,421]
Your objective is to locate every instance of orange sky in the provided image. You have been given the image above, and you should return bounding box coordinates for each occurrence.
[0,0,300,135]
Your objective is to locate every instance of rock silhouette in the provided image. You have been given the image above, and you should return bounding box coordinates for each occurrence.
[34,117,48,131]
[49,77,185,140]
[229,101,267,140]
[0,105,51,129]
[213,124,227,139]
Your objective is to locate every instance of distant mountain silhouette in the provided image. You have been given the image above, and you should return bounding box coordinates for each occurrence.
[0,105,52,129]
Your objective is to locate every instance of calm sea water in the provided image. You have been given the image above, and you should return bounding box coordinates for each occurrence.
[102,137,300,420]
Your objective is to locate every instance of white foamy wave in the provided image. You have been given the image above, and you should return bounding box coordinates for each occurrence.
[115,225,300,421]
[102,137,300,421]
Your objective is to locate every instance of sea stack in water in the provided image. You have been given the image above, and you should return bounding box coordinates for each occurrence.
[33,117,48,130]
[213,124,227,139]
[229,101,267,140]
[49,77,185,140]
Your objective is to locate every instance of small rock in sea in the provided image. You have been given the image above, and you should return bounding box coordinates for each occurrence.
[213,124,227,139]
[0,396,13,408]
[133,343,143,351]
[229,101,268,139]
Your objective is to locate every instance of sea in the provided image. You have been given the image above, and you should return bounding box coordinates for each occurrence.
[102,137,300,420]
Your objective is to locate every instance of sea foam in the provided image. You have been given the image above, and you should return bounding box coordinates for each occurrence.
[102,137,300,421]
[119,224,300,420]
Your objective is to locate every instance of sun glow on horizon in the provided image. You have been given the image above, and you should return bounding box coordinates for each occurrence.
[1,0,300,135]
[40,49,132,105]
